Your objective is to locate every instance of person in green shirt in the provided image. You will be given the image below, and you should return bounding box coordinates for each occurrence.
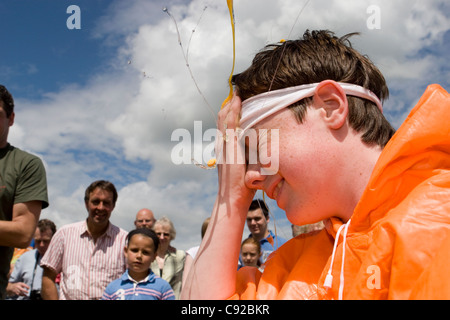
[0,84,49,299]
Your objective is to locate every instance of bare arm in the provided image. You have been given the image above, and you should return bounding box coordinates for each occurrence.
[182,252,194,288]
[181,199,250,299]
[41,267,59,300]
[6,282,30,297]
[0,201,41,248]
[181,95,255,299]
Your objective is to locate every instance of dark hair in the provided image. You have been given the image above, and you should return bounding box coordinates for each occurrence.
[84,180,118,205]
[232,30,395,148]
[127,228,160,252]
[249,199,269,219]
[0,85,14,118]
[37,219,57,235]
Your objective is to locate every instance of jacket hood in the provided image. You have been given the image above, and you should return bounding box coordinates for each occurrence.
[319,84,450,299]
[350,84,450,234]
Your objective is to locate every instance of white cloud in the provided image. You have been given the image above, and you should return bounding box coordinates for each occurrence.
[8,0,449,250]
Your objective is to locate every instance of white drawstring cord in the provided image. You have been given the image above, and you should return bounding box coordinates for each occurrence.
[323,219,352,300]
[338,219,351,300]
[323,223,346,289]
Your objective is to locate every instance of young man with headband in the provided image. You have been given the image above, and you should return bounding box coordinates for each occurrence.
[182,30,450,300]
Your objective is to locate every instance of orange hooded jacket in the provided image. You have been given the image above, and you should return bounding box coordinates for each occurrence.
[231,84,450,300]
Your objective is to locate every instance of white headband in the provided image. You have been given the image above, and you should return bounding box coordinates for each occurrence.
[239,82,383,132]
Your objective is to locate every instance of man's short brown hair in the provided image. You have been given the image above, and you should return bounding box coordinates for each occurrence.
[84,180,118,206]
[233,30,395,148]
[0,85,14,118]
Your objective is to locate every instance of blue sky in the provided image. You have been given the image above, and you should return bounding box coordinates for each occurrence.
[1,1,152,198]
[0,1,114,98]
[1,0,449,250]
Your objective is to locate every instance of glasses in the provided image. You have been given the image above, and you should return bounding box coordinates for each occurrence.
[156,232,170,238]
[34,239,51,245]
[136,219,155,223]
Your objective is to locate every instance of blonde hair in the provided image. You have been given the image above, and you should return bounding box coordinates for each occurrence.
[154,216,176,240]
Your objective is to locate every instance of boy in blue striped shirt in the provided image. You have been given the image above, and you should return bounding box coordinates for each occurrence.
[102,228,175,300]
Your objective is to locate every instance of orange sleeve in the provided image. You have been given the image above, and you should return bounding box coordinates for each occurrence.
[227,266,263,300]
[229,228,334,300]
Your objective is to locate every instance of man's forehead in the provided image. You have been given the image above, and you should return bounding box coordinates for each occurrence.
[35,228,53,238]
[89,188,114,199]
[137,210,154,218]
[247,208,264,218]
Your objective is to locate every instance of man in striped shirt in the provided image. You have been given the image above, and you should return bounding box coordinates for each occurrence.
[40,180,128,300]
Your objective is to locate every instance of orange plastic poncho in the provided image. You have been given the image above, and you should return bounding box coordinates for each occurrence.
[231,84,450,300]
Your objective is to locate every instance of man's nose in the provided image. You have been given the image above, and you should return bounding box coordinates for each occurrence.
[244,163,266,190]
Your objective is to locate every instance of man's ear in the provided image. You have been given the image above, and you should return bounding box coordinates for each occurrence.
[8,112,14,127]
[312,80,348,129]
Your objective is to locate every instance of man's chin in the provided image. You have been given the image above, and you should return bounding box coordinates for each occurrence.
[90,215,109,226]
